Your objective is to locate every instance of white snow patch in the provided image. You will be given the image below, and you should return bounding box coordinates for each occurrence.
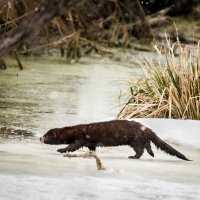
[48,91,59,99]
[127,118,135,121]
[140,126,146,131]
[134,118,200,149]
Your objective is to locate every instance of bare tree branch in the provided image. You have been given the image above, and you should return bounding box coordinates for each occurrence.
[0,0,85,57]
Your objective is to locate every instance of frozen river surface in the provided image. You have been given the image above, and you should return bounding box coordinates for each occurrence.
[0,55,200,200]
[0,139,200,200]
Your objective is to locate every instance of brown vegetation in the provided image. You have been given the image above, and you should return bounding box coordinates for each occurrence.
[0,0,188,58]
[117,41,200,120]
[0,0,199,67]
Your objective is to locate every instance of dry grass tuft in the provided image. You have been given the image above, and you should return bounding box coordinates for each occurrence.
[117,39,200,120]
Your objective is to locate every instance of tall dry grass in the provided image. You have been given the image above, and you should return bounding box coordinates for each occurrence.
[117,39,200,120]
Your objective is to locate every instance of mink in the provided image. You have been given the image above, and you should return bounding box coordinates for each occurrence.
[40,120,190,161]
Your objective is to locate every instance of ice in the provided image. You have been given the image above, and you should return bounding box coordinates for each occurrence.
[0,119,200,200]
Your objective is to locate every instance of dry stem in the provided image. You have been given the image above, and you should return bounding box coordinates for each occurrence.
[64,151,106,170]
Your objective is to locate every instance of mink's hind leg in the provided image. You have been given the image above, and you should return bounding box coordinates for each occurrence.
[145,142,154,157]
[129,144,144,159]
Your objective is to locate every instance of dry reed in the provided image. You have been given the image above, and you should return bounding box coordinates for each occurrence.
[117,39,200,120]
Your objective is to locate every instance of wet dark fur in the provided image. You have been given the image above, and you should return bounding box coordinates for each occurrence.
[41,120,190,161]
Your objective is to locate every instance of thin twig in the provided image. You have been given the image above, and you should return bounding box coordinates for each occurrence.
[64,151,106,170]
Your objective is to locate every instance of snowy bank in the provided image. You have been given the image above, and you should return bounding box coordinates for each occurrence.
[133,118,200,149]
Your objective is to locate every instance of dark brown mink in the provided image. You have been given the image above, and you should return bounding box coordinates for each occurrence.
[40,120,190,161]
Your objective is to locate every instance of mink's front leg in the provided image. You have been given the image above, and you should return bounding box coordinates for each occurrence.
[57,141,83,153]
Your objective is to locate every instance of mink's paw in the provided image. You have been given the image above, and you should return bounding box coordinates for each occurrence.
[128,156,139,159]
[57,148,67,153]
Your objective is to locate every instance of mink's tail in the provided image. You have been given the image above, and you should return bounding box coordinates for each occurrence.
[149,130,191,161]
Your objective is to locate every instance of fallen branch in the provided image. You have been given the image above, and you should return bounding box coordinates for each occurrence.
[25,34,75,53]
[64,151,106,170]
[136,0,154,39]
[81,37,113,56]
[12,50,23,70]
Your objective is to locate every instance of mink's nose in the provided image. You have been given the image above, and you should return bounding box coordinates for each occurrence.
[40,136,44,143]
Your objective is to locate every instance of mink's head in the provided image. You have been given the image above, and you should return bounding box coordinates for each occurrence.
[40,127,74,145]
[40,128,63,144]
